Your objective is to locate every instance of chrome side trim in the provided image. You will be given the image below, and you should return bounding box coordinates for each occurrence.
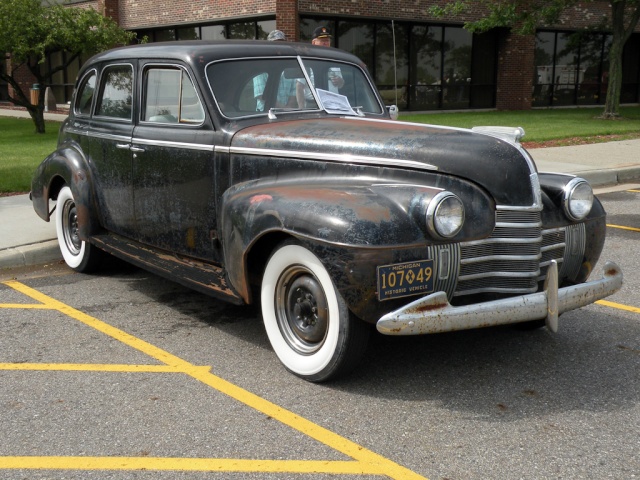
[58,128,214,152]
[228,146,439,171]
[132,138,215,152]
[86,132,132,143]
[377,261,623,335]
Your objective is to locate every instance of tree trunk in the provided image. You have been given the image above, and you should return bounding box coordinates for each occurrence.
[601,0,640,119]
[25,101,47,134]
[602,37,624,119]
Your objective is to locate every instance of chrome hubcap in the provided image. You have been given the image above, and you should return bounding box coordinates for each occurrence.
[62,199,81,255]
[275,266,329,355]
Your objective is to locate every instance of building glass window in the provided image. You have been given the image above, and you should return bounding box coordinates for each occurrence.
[442,27,472,109]
[337,22,374,69]
[257,20,276,39]
[177,27,200,40]
[621,34,640,103]
[301,17,498,111]
[155,28,176,42]
[411,25,443,110]
[201,25,226,40]
[577,33,606,105]
[470,30,498,108]
[552,32,579,106]
[228,22,257,39]
[376,22,409,109]
[532,30,635,107]
[533,31,555,106]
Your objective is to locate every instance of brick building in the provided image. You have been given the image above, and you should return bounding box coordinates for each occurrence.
[3,0,640,111]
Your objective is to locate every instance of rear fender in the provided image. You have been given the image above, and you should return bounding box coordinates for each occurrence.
[31,141,100,239]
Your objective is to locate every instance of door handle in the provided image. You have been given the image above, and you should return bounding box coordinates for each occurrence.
[130,146,145,153]
[116,143,130,149]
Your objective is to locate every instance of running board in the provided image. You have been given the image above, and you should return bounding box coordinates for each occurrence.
[90,234,244,304]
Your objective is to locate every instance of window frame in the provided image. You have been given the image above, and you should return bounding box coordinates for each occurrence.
[94,63,135,122]
[73,68,98,117]
[140,63,207,127]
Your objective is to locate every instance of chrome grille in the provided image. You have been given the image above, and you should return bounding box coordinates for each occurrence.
[455,209,574,297]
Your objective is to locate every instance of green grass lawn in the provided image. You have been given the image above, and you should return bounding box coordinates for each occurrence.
[1,106,640,194]
[0,117,60,194]
[401,106,640,142]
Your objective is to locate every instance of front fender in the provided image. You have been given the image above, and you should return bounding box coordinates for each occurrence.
[31,141,100,239]
[220,177,495,302]
[539,172,606,282]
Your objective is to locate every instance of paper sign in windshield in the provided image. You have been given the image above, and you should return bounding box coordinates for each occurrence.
[316,89,358,116]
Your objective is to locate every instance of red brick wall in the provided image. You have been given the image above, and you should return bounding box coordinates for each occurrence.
[297,0,487,23]
[296,0,637,31]
[276,0,299,41]
[17,0,635,110]
[118,0,277,30]
[6,61,37,102]
[496,32,536,110]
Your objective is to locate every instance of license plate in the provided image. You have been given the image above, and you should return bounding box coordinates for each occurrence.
[377,259,435,301]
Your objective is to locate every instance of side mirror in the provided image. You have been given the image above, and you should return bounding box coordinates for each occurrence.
[387,105,399,120]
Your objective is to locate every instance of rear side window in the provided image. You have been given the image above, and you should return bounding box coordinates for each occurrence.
[143,67,205,124]
[95,64,133,120]
[74,71,96,116]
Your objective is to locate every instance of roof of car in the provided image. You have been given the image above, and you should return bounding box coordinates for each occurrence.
[85,40,363,68]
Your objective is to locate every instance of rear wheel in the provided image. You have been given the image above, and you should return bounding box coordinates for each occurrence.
[261,242,369,382]
[55,186,103,272]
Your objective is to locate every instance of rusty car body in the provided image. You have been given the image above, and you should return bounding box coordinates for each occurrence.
[31,41,622,381]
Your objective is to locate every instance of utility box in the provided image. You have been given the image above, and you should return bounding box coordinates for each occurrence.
[44,87,57,112]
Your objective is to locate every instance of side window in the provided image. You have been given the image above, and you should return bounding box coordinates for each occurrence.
[143,67,205,124]
[95,65,133,120]
[74,71,96,116]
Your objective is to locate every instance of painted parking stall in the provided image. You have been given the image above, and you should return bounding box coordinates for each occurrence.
[0,280,424,478]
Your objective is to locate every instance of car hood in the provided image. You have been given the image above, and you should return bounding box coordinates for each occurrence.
[230,117,538,206]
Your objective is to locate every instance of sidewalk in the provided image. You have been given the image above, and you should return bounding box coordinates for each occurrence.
[1,109,640,270]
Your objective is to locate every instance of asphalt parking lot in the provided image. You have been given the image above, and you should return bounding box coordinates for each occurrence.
[1,188,639,479]
[1,274,423,479]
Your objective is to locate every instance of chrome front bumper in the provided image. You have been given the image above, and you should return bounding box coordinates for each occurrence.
[376,260,623,335]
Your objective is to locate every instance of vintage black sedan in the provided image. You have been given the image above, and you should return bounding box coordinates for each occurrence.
[31,41,622,381]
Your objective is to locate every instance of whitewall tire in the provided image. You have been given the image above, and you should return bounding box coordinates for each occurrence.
[261,242,369,382]
[55,186,103,272]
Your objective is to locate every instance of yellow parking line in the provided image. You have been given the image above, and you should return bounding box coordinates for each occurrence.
[0,457,381,474]
[1,280,426,479]
[607,224,640,232]
[0,363,189,373]
[627,189,640,193]
[596,299,640,314]
[0,303,52,309]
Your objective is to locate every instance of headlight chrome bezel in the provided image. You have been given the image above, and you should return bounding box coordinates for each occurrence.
[562,178,593,221]
[426,191,465,239]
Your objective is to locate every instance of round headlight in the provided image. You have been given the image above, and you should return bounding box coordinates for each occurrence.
[426,192,465,239]
[563,178,593,221]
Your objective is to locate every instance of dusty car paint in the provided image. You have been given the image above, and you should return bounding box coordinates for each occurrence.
[31,41,622,380]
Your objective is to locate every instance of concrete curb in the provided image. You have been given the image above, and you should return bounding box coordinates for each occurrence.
[0,240,61,270]
[577,166,640,188]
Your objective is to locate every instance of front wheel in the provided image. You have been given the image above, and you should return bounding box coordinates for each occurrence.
[55,186,103,272]
[261,242,369,382]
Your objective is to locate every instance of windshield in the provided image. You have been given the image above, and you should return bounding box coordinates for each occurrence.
[206,57,384,118]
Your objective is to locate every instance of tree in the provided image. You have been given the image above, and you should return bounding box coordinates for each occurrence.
[0,0,137,133]
[430,0,640,118]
